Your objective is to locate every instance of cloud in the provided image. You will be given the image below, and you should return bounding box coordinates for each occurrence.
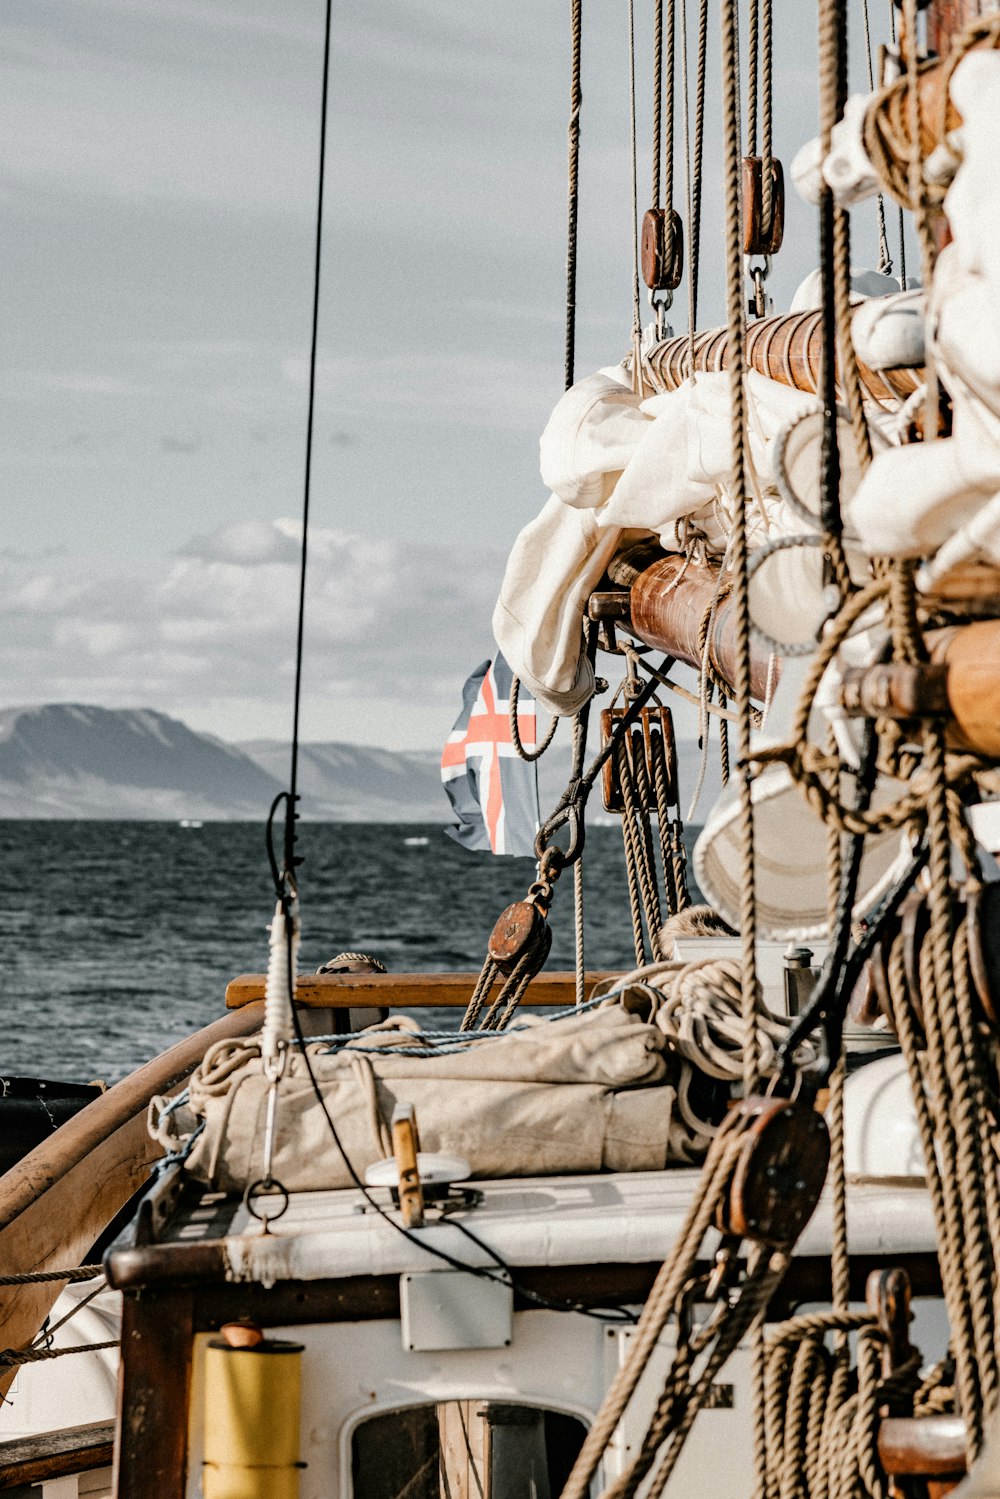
[0,519,507,742]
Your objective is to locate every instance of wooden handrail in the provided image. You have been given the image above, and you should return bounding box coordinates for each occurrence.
[225,971,615,1010]
[0,1419,114,1489]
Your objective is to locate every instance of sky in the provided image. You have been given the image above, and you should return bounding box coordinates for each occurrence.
[1,0,903,749]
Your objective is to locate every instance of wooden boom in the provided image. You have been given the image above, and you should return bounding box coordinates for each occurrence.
[608,549,775,702]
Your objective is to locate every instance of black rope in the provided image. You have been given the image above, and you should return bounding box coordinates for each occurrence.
[283,0,334,887]
[818,0,848,544]
[565,0,583,391]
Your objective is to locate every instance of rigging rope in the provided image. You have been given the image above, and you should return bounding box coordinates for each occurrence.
[284,0,335,887]
[566,0,583,390]
[861,0,893,272]
[720,0,760,1099]
[628,0,645,391]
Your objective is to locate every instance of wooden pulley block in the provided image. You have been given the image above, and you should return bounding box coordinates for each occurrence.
[718,1096,830,1248]
[487,900,547,976]
[600,707,677,813]
[641,207,684,291]
[966,881,1000,1030]
[741,156,785,256]
[601,708,630,814]
[643,706,680,810]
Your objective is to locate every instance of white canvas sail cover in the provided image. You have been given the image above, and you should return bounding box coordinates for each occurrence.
[157,1006,689,1193]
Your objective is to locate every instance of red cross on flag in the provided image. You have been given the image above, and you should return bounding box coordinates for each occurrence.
[440,654,542,856]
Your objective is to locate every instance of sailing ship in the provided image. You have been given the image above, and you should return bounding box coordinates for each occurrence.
[4,0,1000,1494]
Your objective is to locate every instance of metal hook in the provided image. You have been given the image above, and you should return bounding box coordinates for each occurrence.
[744,255,772,319]
[648,287,674,342]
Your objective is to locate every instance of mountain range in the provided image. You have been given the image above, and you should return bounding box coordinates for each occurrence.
[0,703,716,821]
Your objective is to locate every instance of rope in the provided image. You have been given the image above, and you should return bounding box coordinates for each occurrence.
[283,0,334,881]
[747,0,758,154]
[653,0,663,208]
[861,0,892,273]
[508,676,559,762]
[628,0,644,391]
[0,1340,118,1369]
[0,1266,103,1286]
[565,0,583,390]
[760,0,774,237]
[720,0,760,1098]
[572,710,587,1006]
[594,957,819,1156]
[559,1113,748,1499]
[664,0,676,244]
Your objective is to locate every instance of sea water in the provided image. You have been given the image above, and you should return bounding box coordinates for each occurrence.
[0,820,701,1084]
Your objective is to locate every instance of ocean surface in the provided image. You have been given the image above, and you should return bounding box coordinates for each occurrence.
[0,820,702,1084]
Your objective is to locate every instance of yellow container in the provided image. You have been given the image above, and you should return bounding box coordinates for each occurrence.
[202,1338,303,1499]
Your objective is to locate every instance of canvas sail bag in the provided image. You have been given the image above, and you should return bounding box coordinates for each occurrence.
[156,1006,683,1193]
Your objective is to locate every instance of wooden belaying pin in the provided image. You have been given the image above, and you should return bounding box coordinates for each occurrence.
[391,1102,425,1230]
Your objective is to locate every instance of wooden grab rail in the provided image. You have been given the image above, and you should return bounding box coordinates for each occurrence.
[0,1420,114,1490]
[225,971,614,1010]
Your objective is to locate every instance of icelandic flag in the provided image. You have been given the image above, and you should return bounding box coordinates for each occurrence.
[441,654,542,856]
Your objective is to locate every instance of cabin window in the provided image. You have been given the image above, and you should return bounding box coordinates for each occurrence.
[351,1400,588,1497]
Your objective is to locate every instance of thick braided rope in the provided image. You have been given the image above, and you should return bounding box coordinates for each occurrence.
[923,732,998,1437]
[630,731,668,950]
[559,1113,746,1499]
[0,1339,119,1368]
[820,0,872,472]
[622,1254,790,1499]
[720,0,759,1100]
[653,0,663,206]
[618,734,666,960]
[761,1313,904,1499]
[664,0,676,245]
[746,0,758,154]
[0,1265,103,1286]
[650,729,680,913]
[760,0,773,236]
[508,676,559,762]
[616,735,652,964]
[890,927,982,1459]
[944,915,998,1414]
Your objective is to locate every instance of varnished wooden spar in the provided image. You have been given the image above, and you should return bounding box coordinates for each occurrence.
[840,619,1000,758]
[225,970,613,1009]
[645,309,923,405]
[610,551,774,702]
[0,1002,264,1398]
[928,0,984,56]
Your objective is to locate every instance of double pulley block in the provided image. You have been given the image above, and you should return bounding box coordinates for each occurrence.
[600,704,680,815]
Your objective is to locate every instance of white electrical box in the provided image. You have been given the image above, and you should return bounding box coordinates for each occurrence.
[400,1269,514,1352]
